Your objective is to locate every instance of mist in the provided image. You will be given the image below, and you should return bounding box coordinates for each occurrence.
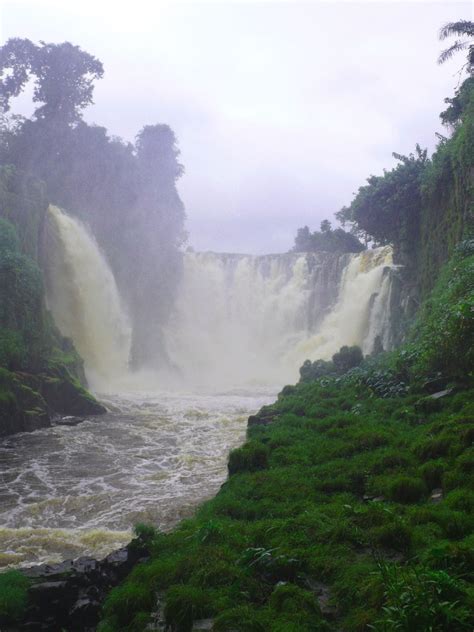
[2,0,471,252]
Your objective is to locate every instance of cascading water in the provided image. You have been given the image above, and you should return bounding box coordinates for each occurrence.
[43,205,132,390]
[1,219,396,568]
[164,246,394,387]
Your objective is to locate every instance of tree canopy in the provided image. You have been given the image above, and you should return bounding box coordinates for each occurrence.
[0,39,186,370]
[336,146,429,263]
[438,20,474,72]
[293,220,364,254]
[0,38,103,124]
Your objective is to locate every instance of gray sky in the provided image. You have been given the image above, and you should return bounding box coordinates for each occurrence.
[1,0,472,253]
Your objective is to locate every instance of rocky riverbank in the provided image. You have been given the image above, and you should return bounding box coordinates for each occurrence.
[0,366,106,437]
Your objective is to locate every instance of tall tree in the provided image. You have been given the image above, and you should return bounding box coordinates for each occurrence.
[0,38,103,124]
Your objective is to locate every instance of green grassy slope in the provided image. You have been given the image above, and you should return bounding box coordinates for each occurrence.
[97,245,474,631]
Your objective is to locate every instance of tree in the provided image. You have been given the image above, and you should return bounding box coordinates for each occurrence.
[336,145,428,263]
[0,38,103,124]
[438,20,474,72]
[292,221,364,254]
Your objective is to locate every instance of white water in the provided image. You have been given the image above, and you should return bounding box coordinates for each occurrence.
[0,388,273,567]
[164,246,394,387]
[0,210,395,567]
[43,205,132,390]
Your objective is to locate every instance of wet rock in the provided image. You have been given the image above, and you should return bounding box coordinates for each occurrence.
[429,388,453,400]
[0,367,106,437]
[146,591,166,631]
[18,541,149,631]
[40,367,106,416]
[55,416,85,426]
[430,488,443,503]
[248,407,279,428]
[422,376,450,394]
[363,494,385,502]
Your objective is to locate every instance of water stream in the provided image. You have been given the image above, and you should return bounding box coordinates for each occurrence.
[0,206,396,567]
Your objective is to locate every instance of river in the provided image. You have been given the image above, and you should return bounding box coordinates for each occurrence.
[0,387,274,568]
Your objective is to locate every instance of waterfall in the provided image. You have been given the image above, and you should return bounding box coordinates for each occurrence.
[163,246,394,387]
[43,205,132,391]
[42,206,394,390]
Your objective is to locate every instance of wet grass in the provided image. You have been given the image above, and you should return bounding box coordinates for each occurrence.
[98,378,474,631]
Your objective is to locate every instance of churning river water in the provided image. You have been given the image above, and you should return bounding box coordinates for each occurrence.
[0,388,274,568]
[0,208,396,569]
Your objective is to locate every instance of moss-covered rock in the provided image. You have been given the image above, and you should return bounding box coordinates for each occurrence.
[0,366,105,436]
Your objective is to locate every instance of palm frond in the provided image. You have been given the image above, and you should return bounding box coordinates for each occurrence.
[439,20,474,41]
[438,40,469,65]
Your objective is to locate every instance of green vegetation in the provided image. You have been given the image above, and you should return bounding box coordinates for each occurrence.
[299,345,363,383]
[337,72,473,294]
[98,242,474,631]
[0,570,29,623]
[0,169,104,433]
[293,220,364,254]
[0,38,186,368]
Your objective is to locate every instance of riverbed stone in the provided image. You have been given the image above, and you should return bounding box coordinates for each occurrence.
[18,541,149,631]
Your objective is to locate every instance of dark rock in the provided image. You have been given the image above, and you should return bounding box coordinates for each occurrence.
[429,388,454,400]
[422,376,450,394]
[0,367,106,437]
[248,407,279,428]
[430,488,443,503]
[18,540,150,631]
[55,416,85,427]
[40,367,106,416]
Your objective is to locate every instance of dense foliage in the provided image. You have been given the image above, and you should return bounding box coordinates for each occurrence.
[0,216,44,370]
[336,146,428,267]
[336,73,473,294]
[299,345,363,383]
[0,38,186,368]
[293,221,364,254]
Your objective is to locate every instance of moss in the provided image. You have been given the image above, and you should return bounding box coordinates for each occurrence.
[0,570,29,623]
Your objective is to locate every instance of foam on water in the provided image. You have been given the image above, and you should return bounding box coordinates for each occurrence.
[0,389,274,567]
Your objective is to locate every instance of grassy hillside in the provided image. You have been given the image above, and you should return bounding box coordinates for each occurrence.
[96,243,474,631]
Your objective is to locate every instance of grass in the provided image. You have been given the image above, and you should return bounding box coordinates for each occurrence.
[97,377,474,631]
[0,570,30,623]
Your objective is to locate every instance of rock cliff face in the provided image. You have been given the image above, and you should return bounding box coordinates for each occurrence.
[0,168,105,436]
[0,366,105,437]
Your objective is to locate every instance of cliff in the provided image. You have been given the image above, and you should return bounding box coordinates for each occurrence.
[0,166,105,436]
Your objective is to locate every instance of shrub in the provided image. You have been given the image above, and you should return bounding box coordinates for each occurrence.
[370,522,413,552]
[101,582,154,626]
[332,345,363,374]
[387,476,427,503]
[269,583,321,617]
[420,460,445,489]
[164,586,212,632]
[228,441,269,475]
[415,436,453,461]
[299,358,335,383]
[372,564,474,631]
[213,605,268,632]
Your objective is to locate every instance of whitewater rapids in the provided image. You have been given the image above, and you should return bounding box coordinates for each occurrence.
[0,206,396,566]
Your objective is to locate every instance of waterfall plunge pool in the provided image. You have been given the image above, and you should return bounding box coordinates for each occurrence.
[0,387,275,568]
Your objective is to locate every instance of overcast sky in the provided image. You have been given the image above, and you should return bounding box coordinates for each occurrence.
[1,0,472,253]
